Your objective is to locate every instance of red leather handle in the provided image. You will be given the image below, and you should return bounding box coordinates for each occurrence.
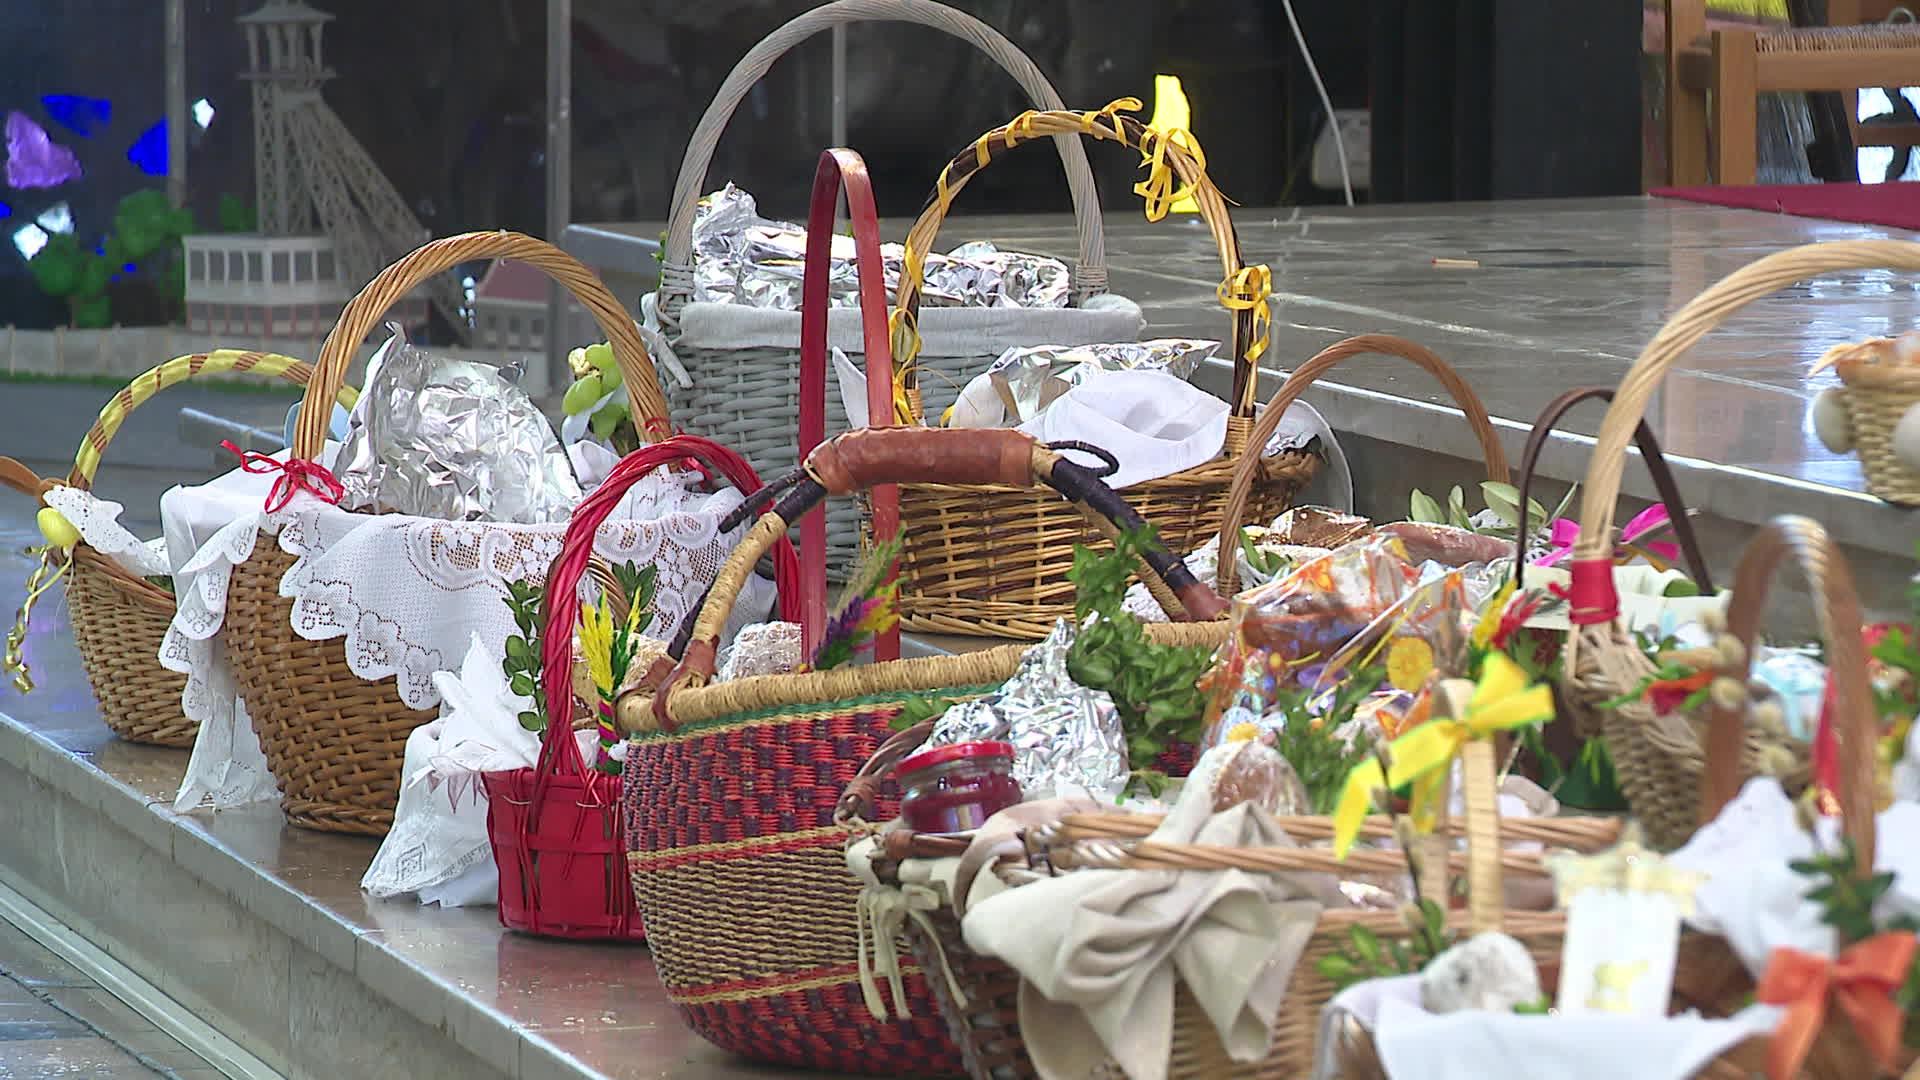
[805,427,1037,493]
[798,148,899,661]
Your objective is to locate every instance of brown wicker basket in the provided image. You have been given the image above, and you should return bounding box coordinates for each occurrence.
[1555,241,1920,849]
[1211,333,1512,597]
[0,350,344,748]
[842,706,1621,1079]
[223,231,671,836]
[1831,337,1920,506]
[887,103,1318,641]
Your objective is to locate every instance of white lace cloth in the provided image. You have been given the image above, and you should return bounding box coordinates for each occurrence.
[163,449,772,812]
[43,486,170,577]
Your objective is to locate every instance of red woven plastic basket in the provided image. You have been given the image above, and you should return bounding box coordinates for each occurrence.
[484,434,798,941]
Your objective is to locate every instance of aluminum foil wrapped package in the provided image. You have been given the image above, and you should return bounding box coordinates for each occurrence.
[929,620,1128,802]
[983,339,1219,423]
[336,324,582,523]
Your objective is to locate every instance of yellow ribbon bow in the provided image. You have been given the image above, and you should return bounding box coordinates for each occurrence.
[1133,123,1208,223]
[1218,264,1275,366]
[1332,652,1554,857]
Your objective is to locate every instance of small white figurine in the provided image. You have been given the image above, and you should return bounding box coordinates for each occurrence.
[1418,931,1542,1014]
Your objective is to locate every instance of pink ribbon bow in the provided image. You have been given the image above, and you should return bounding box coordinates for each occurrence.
[1533,505,1680,569]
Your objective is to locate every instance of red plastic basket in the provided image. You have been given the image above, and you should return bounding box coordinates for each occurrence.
[484,433,798,941]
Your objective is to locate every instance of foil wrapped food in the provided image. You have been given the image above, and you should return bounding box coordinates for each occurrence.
[688,183,1070,310]
[982,339,1219,423]
[336,325,582,523]
[929,620,1128,802]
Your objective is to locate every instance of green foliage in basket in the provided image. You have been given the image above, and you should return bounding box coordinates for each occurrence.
[562,342,641,455]
[28,190,201,328]
[144,574,175,595]
[1316,898,1453,992]
[1408,481,1576,544]
[502,579,549,733]
[889,694,960,733]
[1792,839,1920,1046]
[1266,665,1383,815]
[1066,526,1214,780]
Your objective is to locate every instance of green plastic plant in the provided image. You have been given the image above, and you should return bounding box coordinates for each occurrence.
[1409,481,1576,544]
[28,190,197,327]
[1266,666,1383,814]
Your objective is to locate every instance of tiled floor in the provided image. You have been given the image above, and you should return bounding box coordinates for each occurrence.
[0,920,211,1079]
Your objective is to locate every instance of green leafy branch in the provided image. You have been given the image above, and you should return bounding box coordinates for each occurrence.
[502,579,548,733]
[1409,482,1575,543]
[1267,665,1382,814]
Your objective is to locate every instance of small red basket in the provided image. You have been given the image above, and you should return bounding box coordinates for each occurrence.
[484,433,799,941]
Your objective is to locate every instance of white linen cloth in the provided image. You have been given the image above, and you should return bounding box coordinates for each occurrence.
[961,797,1327,1080]
[162,449,770,813]
[1017,370,1227,489]
[1315,975,1778,1080]
[41,487,171,577]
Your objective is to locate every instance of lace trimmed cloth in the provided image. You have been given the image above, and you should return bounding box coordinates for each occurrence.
[42,486,171,577]
[162,449,771,812]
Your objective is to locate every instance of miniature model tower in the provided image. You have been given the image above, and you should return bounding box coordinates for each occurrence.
[183,0,456,339]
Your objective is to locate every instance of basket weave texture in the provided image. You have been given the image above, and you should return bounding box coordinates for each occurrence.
[1834,340,1920,506]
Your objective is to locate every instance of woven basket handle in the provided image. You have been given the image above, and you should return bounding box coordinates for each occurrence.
[1704,515,1877,867]
[638,427,1230,734]
[292,232,667,461]
[1566,239,1920,625]
[798,148,900,661]
[1513,387,1713,591]
[890,105,1255,408]
[658,0,1105,314]
[1214,334,1509,595]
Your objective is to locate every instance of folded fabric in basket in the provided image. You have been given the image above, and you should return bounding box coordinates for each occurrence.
[1017,370,1228,489]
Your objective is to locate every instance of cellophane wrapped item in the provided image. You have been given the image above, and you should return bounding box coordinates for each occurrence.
[337,324,582,523]
[688,183,1069,311]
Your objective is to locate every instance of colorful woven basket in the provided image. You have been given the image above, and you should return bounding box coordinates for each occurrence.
[888,103,1318,640]
[0,350,351,748]
[223,231,671,836]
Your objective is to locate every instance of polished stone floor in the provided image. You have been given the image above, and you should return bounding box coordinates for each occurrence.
[0,924,203,1079]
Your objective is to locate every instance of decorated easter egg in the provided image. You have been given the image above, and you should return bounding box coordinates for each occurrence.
[36,507,78,552]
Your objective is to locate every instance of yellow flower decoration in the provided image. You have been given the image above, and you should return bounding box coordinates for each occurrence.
[577,598,615,698]
[1385,637,1435,693]
[1225,721,1261,744]
[1472,579,1517,651]
[1332,653,1554,857]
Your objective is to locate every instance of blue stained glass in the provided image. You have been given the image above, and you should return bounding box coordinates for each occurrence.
[127,120,167,176]
[0,202,11,220]
[122,262,136,273]
[40,95,112,138]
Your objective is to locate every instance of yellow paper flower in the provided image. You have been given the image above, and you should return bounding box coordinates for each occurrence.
[1386,637,1436,693]
[578,599,615,697]
[1472,579,1517,651]
[1332,652,1554,857]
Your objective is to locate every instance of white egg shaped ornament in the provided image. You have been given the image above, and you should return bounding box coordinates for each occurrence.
[1893,402,1920,475]
[1810,388,1854,454]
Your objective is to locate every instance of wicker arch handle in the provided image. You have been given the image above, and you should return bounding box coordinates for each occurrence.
[631,427,1230,734]
[1567,239,1920,623]
[890,106,1243,404]
[293,232,667,460]
[1705,516,1877,867]
[658,0,1107,313]
[1214,334,1510,595]
[1513,387,1713,591]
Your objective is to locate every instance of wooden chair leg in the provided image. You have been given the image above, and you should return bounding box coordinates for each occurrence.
[1667,0,1712,185]
[1711,29,1760,185]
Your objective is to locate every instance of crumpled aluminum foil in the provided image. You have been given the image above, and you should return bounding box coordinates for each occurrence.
[716,621,803,682]
[928,619,1128,802]
[688,183,1070,310]
[986,339,1219,422]
[337,324,581,523]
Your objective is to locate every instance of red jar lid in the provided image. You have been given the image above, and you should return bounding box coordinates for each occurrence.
[896,740,1015,777]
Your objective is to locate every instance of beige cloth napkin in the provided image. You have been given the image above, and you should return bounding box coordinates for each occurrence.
[962,802,1325,1080]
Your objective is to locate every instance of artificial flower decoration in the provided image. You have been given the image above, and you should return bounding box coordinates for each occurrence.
[1332,652,1555,857]
[1535,505,1682,571]
[1385,636,1435,693]
[575,589,648,771]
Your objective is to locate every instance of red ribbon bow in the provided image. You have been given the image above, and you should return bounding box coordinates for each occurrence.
[221,440,345,513]
[1756,934,1918,1080]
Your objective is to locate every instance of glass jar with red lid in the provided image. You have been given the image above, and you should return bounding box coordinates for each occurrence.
[894,740,1022,834]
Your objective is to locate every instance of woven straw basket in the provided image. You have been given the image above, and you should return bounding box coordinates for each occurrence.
[888,104,1318,640]
[618,423,1228,1076]
[222,231,671,836]
[1557,240,1920,850]
[0,350,350,747]
[1831,338,1920,505]
[1210,333,1511,598]
[844,695,1620,1078]
[656,0,1131,577]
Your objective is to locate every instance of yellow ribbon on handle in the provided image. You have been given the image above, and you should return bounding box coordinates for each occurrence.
[1332,653,1554,857]
[1132,125,1208,223]
[1218,264,1275,366]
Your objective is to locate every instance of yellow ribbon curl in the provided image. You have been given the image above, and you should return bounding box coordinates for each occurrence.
[1331,652,1554,858]
[1218,264,1275,366]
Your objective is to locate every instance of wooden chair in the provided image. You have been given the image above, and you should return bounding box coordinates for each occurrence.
[1666,0,1920,184]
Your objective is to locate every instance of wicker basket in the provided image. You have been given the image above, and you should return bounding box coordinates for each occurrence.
[1831,338,1920,505]
[222,231,671,836]
[1210,333,1512,598]
[0,350,349,748]
[656,0,1129,577]
[1555,241,1920,849]
[617,422,1229,1075]
[842,699,1620,1078]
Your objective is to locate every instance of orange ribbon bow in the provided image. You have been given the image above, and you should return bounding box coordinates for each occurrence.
[221,440,345,513]
[1755,934,1917,1080]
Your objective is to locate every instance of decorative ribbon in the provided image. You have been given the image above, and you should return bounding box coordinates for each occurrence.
[1566,557,1620,626]
[220,440,344,513]
[854,882,968,1022]
[2,548,67,694]
[1536,506,1682,570]
[1132,123,1207,223]
[1756,935,1917,1080]
[1217,264,1274,366]
[1332,653,1554,857]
